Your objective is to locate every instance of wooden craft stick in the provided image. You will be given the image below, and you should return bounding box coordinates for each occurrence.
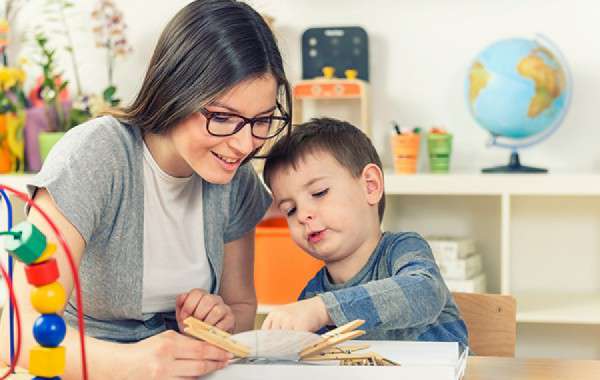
[322,319,365,338]
[320,343,371,355]
[184,317,232,337]
[299,330,365,358]
[302,351,380,361]
[183,317,250,358]
[304,351,400,366]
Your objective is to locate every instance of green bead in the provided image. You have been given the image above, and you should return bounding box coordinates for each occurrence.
[4,222,47,264]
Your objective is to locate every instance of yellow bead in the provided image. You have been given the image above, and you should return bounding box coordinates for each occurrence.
[31,282,66,314]
[29,345,65,377]
[33,242,57,264]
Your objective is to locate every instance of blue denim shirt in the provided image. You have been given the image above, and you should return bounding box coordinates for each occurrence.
[299,232,468,347]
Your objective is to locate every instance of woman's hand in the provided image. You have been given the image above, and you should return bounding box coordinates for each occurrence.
[176,289,235,333]
[119,330,233,380]
[261,297,331,332]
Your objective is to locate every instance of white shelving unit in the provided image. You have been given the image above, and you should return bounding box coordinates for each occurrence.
[3,173,600,358]
[382,172,600,358]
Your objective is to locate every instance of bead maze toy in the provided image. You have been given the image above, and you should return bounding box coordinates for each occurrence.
[0,184,89,380]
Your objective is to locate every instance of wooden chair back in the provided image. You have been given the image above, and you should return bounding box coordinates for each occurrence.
[452,292,517,357]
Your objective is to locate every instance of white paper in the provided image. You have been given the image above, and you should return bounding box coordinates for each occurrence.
[232,330,322,360]
[204,340,468,380]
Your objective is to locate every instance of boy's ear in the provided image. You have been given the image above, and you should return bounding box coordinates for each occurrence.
[361,163,384,206]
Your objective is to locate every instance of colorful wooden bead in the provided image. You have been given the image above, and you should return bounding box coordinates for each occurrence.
[32,377,61,380]
[33,314,67,347]
[25,259,59,287]
[29,346,65,378]
[31,282,66,314]
[33,242,57,264]
[4,221,47,264]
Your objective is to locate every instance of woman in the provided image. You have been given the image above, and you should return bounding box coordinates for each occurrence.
[0,1,291,378]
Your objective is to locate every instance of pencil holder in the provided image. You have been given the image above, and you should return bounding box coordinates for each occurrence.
[391,133,420,174]
[427,133,453,173]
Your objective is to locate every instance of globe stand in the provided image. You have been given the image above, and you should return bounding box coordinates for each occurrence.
[482,151,547,173]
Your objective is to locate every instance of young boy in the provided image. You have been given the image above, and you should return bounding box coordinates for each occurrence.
[260,117,468,346]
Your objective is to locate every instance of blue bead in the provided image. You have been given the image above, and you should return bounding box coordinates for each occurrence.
[33,314,66,347]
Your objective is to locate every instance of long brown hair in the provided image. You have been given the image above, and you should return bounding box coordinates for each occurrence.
[109,0,291,152]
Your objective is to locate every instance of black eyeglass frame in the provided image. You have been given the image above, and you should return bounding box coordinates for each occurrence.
[198,102,290,140]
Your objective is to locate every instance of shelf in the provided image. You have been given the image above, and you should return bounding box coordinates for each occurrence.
[0,174,35,193]
[6,173,600,196]
[384,172,600,196]
[516,293,600,325]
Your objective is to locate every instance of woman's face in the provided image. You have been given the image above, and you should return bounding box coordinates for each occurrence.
[170,74,278,184]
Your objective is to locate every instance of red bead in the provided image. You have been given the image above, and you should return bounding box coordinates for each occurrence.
[25,259,59,287]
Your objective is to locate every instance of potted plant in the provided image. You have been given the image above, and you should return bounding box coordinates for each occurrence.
[91,0,132,107]
[32,32,70,163]
[25,0,79,169]
[24,0,132,169]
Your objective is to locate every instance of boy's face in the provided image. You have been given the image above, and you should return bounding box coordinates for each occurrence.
[270,150,381,265]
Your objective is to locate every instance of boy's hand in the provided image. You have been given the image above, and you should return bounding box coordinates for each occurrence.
[176,289,235,333]
[261,296,331,332]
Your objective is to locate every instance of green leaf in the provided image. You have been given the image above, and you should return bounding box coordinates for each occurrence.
[58,81,69,92]
[43,78,54,88]
[103,85,117,101]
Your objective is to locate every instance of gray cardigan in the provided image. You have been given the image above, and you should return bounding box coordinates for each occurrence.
[28,116,271,342]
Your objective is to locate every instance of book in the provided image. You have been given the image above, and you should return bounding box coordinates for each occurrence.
[426,237,476,261]
[438,253,483,280]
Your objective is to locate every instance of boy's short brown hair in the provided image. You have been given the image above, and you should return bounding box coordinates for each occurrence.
[263,117,385,221]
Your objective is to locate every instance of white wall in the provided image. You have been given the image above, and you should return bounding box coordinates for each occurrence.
[14,0,600,173]
[248,0,600,173]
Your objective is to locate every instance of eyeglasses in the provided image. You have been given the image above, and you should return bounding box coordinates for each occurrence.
[199,102,290,140]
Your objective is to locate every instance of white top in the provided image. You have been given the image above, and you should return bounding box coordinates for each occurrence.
[141,142,211,313]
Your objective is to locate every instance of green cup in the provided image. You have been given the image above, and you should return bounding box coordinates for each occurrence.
[427,133,453,173]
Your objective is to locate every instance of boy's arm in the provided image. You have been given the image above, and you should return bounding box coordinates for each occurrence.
[318,236,447,330]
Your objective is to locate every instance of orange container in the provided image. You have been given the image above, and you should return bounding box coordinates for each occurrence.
[254,218,323,304]
[391,133,421,174]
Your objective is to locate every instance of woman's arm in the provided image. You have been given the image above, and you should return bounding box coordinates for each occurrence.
[219,229,258,332]
[0,189,231,379]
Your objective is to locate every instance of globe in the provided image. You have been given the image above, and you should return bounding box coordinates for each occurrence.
[466,36,572,173]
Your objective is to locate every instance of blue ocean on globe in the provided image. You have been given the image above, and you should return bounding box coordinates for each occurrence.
[467,37,569,140]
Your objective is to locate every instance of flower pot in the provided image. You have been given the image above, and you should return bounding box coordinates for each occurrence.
[38,131,65,163]
[24,102,71,172]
